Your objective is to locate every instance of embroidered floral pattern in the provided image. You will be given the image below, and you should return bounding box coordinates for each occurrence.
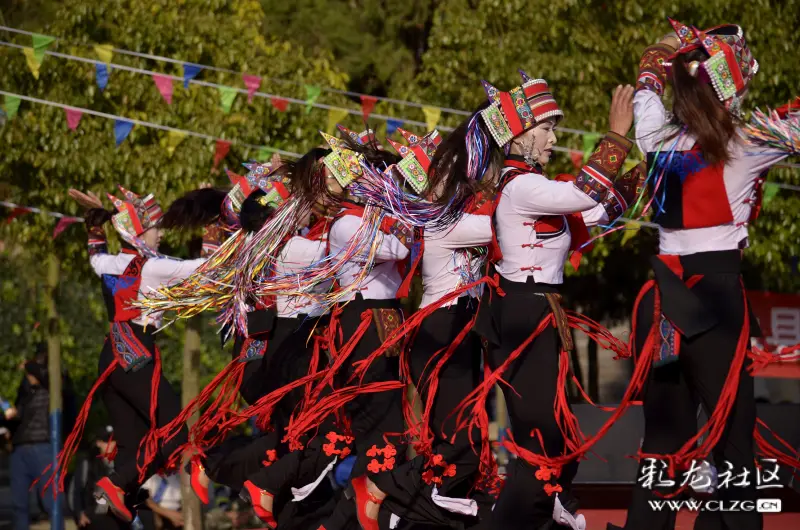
[421,454,458,486]
[322,431,354,458]
[261,449,277,467]
[366,444,397,474]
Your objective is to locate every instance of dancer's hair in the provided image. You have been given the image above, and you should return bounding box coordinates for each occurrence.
[238,190,277,233]
[271,147,331,205]
[427,100,504,207]
[668,48,741,164]
[84,207,114,227]
[161,188,228,229]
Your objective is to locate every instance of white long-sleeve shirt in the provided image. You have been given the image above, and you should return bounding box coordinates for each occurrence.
[494,173,609,284]
[421,213,492,308]
[328,214,410,301]
[90,252,205,327]
[634,90,787,255]
[274,236,330,318]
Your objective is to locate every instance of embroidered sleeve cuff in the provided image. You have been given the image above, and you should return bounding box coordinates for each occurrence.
[201,222,225,258]
[575,132,634,202]
[636,44,673,96]
[87,225,108,256]
[383,217,414,249]
[601,187,627,221]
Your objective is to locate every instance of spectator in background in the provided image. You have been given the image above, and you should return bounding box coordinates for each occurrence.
[68,425,127,530]
[6,342,77,530]
[141,472,184,530]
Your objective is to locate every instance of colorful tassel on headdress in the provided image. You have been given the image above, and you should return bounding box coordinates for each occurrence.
[744,107,800,155]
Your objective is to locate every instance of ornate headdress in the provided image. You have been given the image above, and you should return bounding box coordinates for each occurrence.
[666,18,758,115]
[320,130,366,188]
[480,70,564,147]
[107,185,163,255]
[387,127,442,194]
[336,124,378,146]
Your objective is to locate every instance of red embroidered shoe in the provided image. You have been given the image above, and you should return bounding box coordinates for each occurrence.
[240,480,277,529]
[94,477,133,522]
[188,457,210,505]
[350,475,381,530]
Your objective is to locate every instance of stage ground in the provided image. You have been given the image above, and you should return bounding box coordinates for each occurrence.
[583,510,800,529]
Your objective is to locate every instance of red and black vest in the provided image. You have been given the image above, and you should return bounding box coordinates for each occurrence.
[100,249,147,323]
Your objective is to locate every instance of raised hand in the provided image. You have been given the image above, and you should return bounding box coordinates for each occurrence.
[609,85,635,137]
[68,189,104,210]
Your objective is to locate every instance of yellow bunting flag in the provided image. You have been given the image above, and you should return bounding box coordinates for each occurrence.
[94,44,114,65]
[22,48,40,79]
[623,158,640,173]
[161,130,187,157]
[422,106,441,131]
[621,220,640,246]
[326,108,350,134]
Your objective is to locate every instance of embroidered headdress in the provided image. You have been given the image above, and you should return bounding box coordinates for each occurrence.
[107,186,163,255]
[386,127,442,194]
[479,70,564,147]
[336,124,378,146]
[320,130,366,188]
[666,18,758,115]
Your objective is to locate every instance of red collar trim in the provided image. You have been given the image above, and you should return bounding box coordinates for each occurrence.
[121,248,139,255]
[503,156,543,174]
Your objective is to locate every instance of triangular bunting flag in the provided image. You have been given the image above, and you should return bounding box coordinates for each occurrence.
[762,182,780,206]
[5,207,31,224]
[4,95,21,120]
[360,95,378,122]
[95,63,109,91]
[213,140,232,170]
[582,133,602,163]
[218,86,238,114]
[114,120,134,146]
[31,34,56,64]
[242,74,262,104]
[65,108,83,131]
[623,158,640,173]
[570,151,583,170]
[422,106,441,131]
[163,131,187,156]
[22,48,41,79]
[326,108,350,134]
[386,118,403,136]
[621,221,641,246]
[304,85,321,114]
[152,74,174,105]
[182,64,203,89]
[94,44,114,65]
[271,97,289,112]
[53,217,80,239]
[255,147,274,162]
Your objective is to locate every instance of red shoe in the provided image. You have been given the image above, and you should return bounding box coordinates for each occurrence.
[188,457,210,504]
[94,477,133,523]
[350,475,381,530]
[240,480,277,529]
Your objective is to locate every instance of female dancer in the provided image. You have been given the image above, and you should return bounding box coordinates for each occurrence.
[60,186,219,522]
[614,19,793,530]
[450,72,641,529]
[345,126,497,529]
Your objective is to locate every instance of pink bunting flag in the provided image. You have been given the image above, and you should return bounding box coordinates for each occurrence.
[5,207,32,224]
[242,74,262,104]
[213,140,232,170]
[65,108,83,131]
[360,95,378,121]
[53,217,80,239]
[152,74,174,105]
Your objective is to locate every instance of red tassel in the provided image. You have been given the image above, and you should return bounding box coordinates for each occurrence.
[137,347,164,482]
[41,359,119,495]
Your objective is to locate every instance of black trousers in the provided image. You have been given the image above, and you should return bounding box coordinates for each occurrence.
[477,279,578,530]
[623,271,760,530]
[203,316,320,490]
[98,328,186,495]
[380,297,490,529]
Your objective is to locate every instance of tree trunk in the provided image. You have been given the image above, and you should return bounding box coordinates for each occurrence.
[181,316,203,530]
[46,254,64,530]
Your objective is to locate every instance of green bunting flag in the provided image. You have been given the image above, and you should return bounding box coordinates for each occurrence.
[3,95,21,119]
[31,34,56,64]
[582,133,602,163]
[762,182,780,206]
[218,86,238,114]
[304,85,321,114]
[255,147,276,162]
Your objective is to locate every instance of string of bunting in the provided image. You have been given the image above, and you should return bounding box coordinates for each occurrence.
[1,200,83,239]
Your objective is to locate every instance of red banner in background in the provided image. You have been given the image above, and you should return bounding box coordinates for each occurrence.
[748,290,800,379]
